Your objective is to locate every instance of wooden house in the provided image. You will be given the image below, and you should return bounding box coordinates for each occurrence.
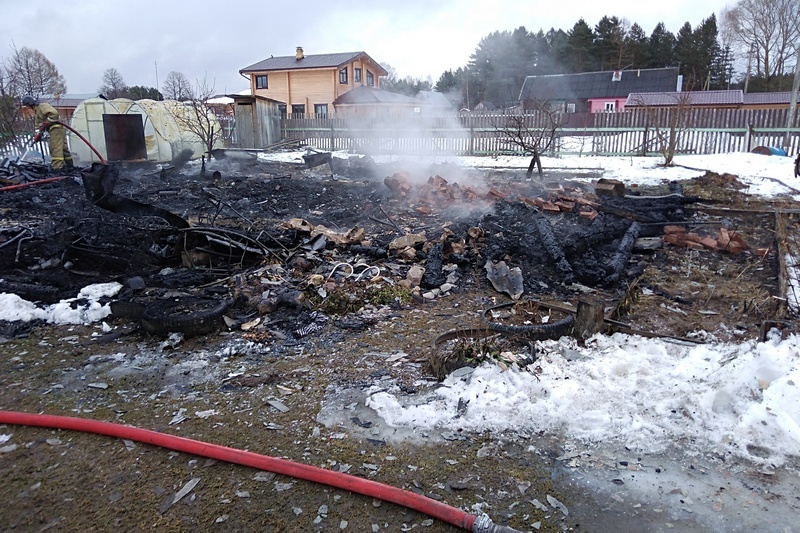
[239,47,389,117]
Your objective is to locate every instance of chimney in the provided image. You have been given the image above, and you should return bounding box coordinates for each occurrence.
[296,47,304,60]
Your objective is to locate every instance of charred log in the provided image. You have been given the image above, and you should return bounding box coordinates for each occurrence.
[603,221,642,286]
[421,243,447,289]
[532,210,574,284]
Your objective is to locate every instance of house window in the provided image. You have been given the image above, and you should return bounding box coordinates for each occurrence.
[354,68,362,83]
[278,104,287,117]
[339,67,348,84]
[366,70,374,87]
[604,102,616,112]
[314,104,328,117]
[255,75,268,89]
[291,104,305,117]
[566,102,576,113]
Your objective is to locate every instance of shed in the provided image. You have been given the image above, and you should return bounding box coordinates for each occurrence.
[230,94,282,149]
[69,97,222,163]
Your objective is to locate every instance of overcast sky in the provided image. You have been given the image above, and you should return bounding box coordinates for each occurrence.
[1,0,734,96]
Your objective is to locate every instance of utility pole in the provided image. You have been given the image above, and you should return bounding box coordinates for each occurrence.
[744,44,755,93]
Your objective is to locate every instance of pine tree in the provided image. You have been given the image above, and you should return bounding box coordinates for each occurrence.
[593,16,627,71]
[564,19,597,72]
[675,22,701,88]
[648,23,677,68]
[626,23,651,69]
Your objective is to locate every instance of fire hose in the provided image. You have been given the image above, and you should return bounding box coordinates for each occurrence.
[0,410,521,532]
[56,120,107,165]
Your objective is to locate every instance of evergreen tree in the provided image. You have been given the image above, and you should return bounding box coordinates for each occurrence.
[528,29,570,74]
[709,45,735,89]
[626,23,651,69]
[593,16,628,71]
[128,86,163,100]
[693,15,722,89]
[564,19,596,72]
[467,28,539,107]
[648,23,677,68]
[434,68,464,108]
[675,22,702,88]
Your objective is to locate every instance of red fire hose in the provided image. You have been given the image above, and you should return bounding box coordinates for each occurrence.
[57,121,107,165]
[0,410,519,532]
[0,176,69,192]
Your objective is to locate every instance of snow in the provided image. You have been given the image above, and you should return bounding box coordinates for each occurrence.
[0,282,121,325]
[367,332,800,468]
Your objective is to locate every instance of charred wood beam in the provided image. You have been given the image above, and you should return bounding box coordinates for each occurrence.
[531,209,574,283]
[379,206,404,235]
[604,222,641,287]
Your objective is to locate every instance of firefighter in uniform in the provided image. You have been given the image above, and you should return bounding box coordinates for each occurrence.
[22,95,74,172]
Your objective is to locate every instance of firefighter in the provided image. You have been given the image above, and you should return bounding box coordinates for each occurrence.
[21,95,74,172]
[795,153,799,179]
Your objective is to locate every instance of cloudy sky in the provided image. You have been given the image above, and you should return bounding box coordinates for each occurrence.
[1,0,734,96]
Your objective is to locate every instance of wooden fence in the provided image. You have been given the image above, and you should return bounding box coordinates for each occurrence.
[282,108,800,157]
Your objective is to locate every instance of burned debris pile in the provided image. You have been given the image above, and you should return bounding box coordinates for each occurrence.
[0,154,783,355]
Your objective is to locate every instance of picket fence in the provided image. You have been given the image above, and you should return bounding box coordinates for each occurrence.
[281,108,800,157]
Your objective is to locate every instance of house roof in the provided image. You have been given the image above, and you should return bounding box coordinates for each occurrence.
[626,90,744,107]
[743,91,794,105]
[519,67,680,102]
[625,90,796,107]
[40,93,99,107]
[240,51,388,76]
[415,91,454,108]
[333,85,421,106]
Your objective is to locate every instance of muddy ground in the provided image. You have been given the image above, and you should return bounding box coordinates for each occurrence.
[0,151,797,532]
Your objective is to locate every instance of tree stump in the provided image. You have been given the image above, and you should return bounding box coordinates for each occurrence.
[574,298,606,341]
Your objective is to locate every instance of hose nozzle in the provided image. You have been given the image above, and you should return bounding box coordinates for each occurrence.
[472,512,524,533]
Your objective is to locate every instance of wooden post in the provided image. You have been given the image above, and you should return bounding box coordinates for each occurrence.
[469,126,474,156]
[642,126,648,156]
[574,298,605,341]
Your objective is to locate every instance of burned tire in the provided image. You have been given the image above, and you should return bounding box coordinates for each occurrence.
[0,280,62,303]
[141,297,230,337]
[482,300,575,341]
[109,300,146,320]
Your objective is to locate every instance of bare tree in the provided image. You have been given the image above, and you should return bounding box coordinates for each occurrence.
[0,66,23,147]
[496,99,564,178]
[168,75,222,159]
[722,0,800,85]
[162,71,193,101]
[99,68,128,99]
[632,92,695,166]
[5,46,67,97]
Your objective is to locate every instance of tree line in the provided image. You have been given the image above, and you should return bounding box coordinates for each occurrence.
[385,0,799,110]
